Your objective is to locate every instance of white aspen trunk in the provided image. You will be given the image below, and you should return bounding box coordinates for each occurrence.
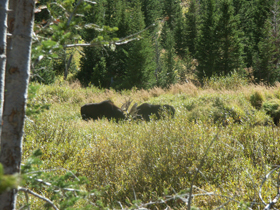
[0,0,35,209]
[0,0,9,136]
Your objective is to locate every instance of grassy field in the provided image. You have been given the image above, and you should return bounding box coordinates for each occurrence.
[18,76,280,209]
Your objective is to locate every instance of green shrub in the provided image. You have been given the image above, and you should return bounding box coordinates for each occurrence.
[183,93,270,126]
[203,71,248,90]
[0,164,19,193]
[262,99,280,124]
[26,84,51,117]
[250,90,265,109]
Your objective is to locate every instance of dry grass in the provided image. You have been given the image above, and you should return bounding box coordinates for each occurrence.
[21,79,280,209]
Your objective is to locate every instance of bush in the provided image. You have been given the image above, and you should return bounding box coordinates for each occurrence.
[250,90,265,109]
[184,93,271,126]
[203,71,248,90]
[262,99,280,125]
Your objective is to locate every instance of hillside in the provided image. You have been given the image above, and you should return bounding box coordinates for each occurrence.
[18,75,280,209]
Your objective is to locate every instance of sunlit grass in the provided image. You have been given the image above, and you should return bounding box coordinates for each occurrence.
[21,78,280,209]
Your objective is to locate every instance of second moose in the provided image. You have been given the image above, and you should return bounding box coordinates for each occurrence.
[134,103,175,121]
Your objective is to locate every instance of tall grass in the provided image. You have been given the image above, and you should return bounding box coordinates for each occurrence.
[20,77,280,209]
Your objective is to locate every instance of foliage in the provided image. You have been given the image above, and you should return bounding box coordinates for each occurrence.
[250,90,265,109]
[203,70,248,90]
[253,1,280,84]
[215,0,244,75]
[140,0,163,27]
[78,0,157,90]
[32,0,280,87]
[26,83,51,117]
[160,25,176,87]
[19,149,95,210]
[185,0,198,56]
[262,99,280,125]
[19,80,280,209]
[0,164,19,194]
[195,0,218,79]
[32,0,119,84]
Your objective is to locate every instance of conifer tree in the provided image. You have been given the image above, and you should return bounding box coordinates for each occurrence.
[238,0,273,68]
[215,0,244,75]
[79,0,156,89]
[254,0,280,84]
[232,0,246,15]
[161,0,183,48]
[140,0,163,27]
[195,0,218,79]
[106,0,130,88]
[78,0,108,86]
[185,0,198,56]
[162,26,176,87]
[159,0,185,86]
[114,0,156,89]
[174,10,187,58]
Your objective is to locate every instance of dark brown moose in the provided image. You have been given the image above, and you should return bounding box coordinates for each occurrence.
[81,100,131,122]
[135,103,175,121]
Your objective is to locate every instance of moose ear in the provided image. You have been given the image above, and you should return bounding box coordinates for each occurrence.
[129,103,138,116]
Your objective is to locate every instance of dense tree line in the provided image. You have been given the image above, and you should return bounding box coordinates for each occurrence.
[34,0,280,89]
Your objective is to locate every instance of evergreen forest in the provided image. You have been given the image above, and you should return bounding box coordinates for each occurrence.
[32,0,280,89]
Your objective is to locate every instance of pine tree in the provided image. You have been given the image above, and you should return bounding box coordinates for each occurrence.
[140,0,163,27]
[174,10,187,58]
[232,0,246,15]
[163,26,176,87]
[114,0,157,89]
[161,0,183,48]
[79,0,157,89]
[254,0,280,84]
[237,0,273,68]
[159,0,186,85]
[185,0,198,56]
[78,0,108,86]
[195,0,218,79]
[162,0,181,30]
[215,0,244,75]
[105,0,129,88]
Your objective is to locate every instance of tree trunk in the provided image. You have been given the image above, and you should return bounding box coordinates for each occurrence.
[0,0,35,209]
[64,53,73,80]
[0,0,9,136]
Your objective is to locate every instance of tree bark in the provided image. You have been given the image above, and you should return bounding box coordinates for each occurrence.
[0,0,9,136]
[64,53,73,80]
[0,0,35,209]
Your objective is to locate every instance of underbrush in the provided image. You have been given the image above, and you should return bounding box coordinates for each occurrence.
[19,79,280,209]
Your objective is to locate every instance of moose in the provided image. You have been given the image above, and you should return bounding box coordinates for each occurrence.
[81,99,133,122]
[135,103,175,121]
[81,99,175,122]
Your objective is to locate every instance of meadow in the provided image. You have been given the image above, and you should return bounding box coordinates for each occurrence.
[18,75,280,209]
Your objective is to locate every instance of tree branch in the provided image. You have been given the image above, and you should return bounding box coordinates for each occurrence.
[63,22,156,48]
[18,187,59,210]
[66,0,83,27]
[264,193,280,210]
[84,0,96,4]
[259,166,280,209]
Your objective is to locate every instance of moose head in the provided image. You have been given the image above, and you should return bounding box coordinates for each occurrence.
[81,98,137,122]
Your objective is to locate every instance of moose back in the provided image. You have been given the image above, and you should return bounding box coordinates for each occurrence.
[136,103,175,121]
[81,100,126,122]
